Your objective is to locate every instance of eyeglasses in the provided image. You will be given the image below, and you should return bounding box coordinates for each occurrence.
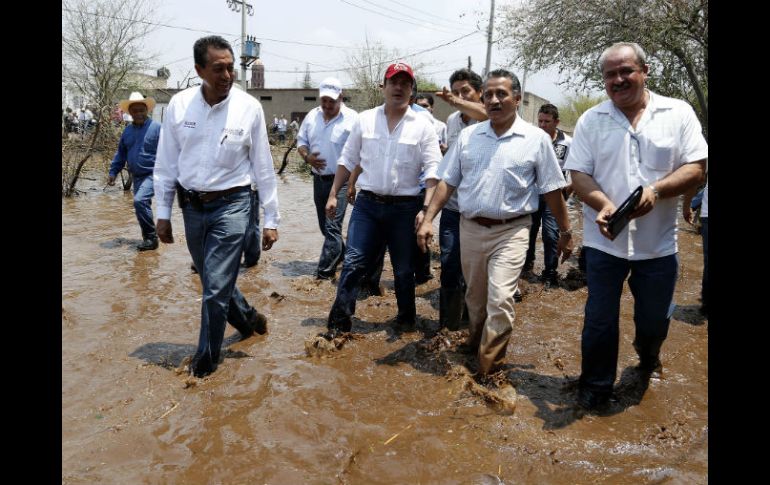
[602,67,642,81]
[630,134,642,164]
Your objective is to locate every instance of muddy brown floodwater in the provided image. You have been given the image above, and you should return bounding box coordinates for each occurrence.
[62,160,707,484]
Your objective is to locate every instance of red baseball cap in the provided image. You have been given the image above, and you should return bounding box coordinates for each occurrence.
[384,62,415,82]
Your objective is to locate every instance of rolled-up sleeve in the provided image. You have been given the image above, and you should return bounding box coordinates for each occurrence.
[536,133,568,194]
[339,117,362,172]
[420,123,441,181]
[250,104,280,228]
[563,114,595,177]
[153,103,181,220]
[442,136,462,188]
[296,111,311,149]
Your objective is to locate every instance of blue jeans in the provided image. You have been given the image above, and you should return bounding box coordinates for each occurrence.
[328,194,421,330]
[132,174,156,240]
[313,175,348,277]
[580,247,678,394]
[242,189,261,266]
[701,218,708,310]
[439,208,464,290]
[525,194,558,277]
[181,188,255,374]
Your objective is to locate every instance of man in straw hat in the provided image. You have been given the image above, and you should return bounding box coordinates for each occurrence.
[108,91,161,251]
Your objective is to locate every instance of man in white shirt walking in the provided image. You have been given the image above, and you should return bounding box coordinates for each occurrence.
[296,77,358,279]
[322,62,442,338]
[153,35,280,377]
[565,42,707,410]
[418,69,574,377]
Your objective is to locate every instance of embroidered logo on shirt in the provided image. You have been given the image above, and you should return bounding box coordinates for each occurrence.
[222,128,244,137]
[183,121,196,129]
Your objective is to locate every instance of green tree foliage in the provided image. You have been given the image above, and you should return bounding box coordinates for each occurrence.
[557,93,607,130]
[499,0,707,136]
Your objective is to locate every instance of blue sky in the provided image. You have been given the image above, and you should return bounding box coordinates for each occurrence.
[142,0,593,104]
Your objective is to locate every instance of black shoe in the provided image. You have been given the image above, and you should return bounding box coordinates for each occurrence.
[242,259,259,268]
[637,357,663,378]
[316,270,335,280]
[576,387,610,410]
[542,274,559,290]
[189,354,217,378]
[248,310,268,335]
[358,284,384,298]
[522,260,534,274]
[415,273,434,285]
[137,237,159,251]
[513,289,523,302]
[190,263,198,274]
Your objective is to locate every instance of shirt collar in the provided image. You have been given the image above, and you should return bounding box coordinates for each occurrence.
[196,85,232,108]
[476,115,527,140]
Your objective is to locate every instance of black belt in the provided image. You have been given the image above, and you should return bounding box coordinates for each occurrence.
[471,214,528,228]
[313,173,336,181]
[359,190,421,203]
[176,183,250,210]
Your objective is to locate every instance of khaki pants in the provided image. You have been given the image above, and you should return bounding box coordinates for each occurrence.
[460,215,530,375]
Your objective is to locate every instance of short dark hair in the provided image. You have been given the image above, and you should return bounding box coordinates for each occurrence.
[484,69,521,93]
[194,36,234,68]
[415,94,434,106]
[449,68,483,92]
[538,103,559,120]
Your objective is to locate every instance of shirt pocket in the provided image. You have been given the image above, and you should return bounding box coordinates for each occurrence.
[361,133,381,161]
[215,133,248,169]
[330,125,350,150]
[642,136,677,173]
[396,138,421,182]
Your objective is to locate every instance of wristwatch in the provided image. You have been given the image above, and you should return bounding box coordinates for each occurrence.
[559,229,573,237]
[649,184,660,200]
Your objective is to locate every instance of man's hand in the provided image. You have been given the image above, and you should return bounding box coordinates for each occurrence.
[325,196,338,219]
[262,228,278,251]
[305,152,326,171]
[596,204,616,240]
[157,219,174,243]
[416,220,433,253]
[435,86,455,106]
[107,175,116,186]
[628,186,657,220]
[414,210,425,232]
[556,234,574,264]
[347,184,356,205]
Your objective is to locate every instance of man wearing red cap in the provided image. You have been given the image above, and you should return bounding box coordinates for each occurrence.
[322,62,442,338]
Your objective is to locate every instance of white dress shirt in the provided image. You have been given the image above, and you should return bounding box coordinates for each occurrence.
[443,116,566,220]
[153,86,280,228]
[338,105,441,196]
[565,90,708,260]
[296,104,357,176]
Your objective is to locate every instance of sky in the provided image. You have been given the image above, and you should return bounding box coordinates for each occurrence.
[137,0,592,105]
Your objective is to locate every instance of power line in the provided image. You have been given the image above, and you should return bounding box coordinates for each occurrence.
[386,0,477,28]
[339,0,459,34]
[63,7,355,50]
[356,0,470,31]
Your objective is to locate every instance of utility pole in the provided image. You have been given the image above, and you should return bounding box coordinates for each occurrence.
[468,56,472,70]
[226,0,254,90]
[483,0,495,77]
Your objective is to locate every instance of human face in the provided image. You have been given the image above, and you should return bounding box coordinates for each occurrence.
[537,112,558,138]
[450,80,481,103]
[128,103,148,125]
[383,72,413,109]
[320,96,342,119]
[416,99,432,112]
[195,47,235,103]
[602,46,648,112]
[482,76,520,130]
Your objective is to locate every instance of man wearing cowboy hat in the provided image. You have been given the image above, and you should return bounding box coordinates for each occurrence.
[108,91,161,251]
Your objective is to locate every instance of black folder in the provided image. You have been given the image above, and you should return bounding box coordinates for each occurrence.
[606,185,644,239]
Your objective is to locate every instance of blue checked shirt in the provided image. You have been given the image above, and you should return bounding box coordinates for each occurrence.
[442,116,567,220]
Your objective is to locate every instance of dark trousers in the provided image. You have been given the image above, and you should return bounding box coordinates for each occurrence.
[580,247,678,394]
[313,174,348,278]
